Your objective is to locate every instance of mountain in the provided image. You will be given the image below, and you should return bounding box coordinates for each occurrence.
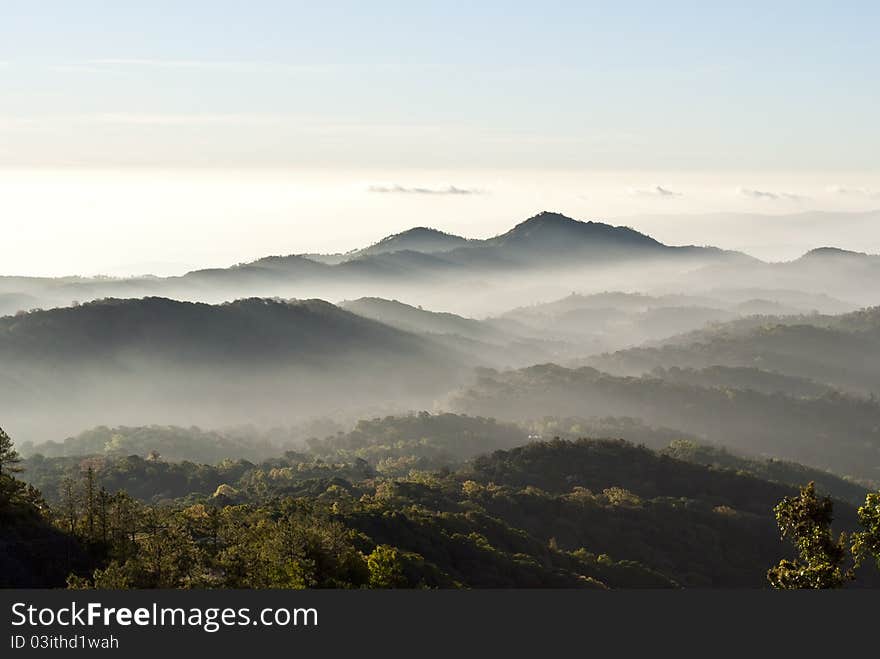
[679,245,880,307]
[302,227,470,265]
[0,212,749,318]
[341,297,500,341]
[354,227,471,257]
[447,363,880,483]
[587,306,880,394]
[490,291,738,354]
[436,212,746,269]
[798,247,872,261]
[647,365,834,398]
[340,297,568,367]
[0,297,471,443]
[697,288,855,315]
[2,211,876,320]
[464,438,872,587]
[181,254,331,287]
[483,211,663,252]
[612,210,880,263]
[660,440,868,506]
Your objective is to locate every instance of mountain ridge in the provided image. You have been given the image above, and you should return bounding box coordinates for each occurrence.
[1,211,877,317]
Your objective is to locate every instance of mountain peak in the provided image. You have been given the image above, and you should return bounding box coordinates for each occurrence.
[509,211,587,232]
[357,226,469,258]
[490,211,664,250]
[798,247,873,261]
[380,226,453,240]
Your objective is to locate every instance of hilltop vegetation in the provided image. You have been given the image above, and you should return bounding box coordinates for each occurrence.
[448,364,880,483]
[21,413,866,507]
[7,424,880,589]
[647,366,833,398]
[661,441,868,506]
[589,307,880,395]
[24,425,280,464]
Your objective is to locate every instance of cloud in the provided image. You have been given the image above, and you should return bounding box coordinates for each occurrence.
[738,187,805,201]
[826,185,880,199]
[628,185,682,198]
[367,184,483,195]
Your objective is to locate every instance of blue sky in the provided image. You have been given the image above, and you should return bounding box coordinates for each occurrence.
[1,2,879,275]
[3,1,878,169]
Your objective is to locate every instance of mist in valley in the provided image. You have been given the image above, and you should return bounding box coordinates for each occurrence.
[0,209,877,495]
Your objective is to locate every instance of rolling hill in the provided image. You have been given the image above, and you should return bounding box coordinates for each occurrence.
[586,306,880,394]
[447,363,880,483]
[0,297,471,444]
[339,296,569,366]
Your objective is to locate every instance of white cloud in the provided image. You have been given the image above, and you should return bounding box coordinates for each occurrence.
[738,187,805,201]
[628,185,682,198]
[826,185,880,199]
[368,184,483,195]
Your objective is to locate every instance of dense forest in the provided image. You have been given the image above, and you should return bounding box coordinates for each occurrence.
[3,419,879,589]
[448,364,880,484]
[587,307,880,395]
[3,214,880,590]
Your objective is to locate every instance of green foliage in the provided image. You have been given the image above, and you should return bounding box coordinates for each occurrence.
[0,428,94,587]
[0,425,23,477]
[6,413,880,590]
[649,366,833,398]
[767,483,852,589]
[588,308,880,395]
[27,425,281,464]
[366,545,408,588]
[662,440,868,505]
[449,363,880,482]
[306,412,527,473]
[852,493,880,570]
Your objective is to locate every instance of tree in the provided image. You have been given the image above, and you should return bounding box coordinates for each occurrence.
[0,426,22,477]
[82,464,96,540]
[767,482,852,589]
[852,492,880,571]
[367,545,408,588]
[0,426,25,509]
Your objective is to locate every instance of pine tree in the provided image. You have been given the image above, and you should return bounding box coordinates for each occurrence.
[0,426,23,477]
[83,464,96,540]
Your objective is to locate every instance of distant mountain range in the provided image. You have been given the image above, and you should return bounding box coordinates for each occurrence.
[0,212,758,316]
[2,210,878,316]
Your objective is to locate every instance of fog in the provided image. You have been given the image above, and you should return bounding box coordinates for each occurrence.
[1,211,879,478]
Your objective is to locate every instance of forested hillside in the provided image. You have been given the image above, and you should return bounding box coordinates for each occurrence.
[448,365,880,483]
[588,307,880,394]
[0,297,468,443]
[2,213,880,592]
[6,422,879,590]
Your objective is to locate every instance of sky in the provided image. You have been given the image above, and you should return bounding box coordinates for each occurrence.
[1,1,879,275]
